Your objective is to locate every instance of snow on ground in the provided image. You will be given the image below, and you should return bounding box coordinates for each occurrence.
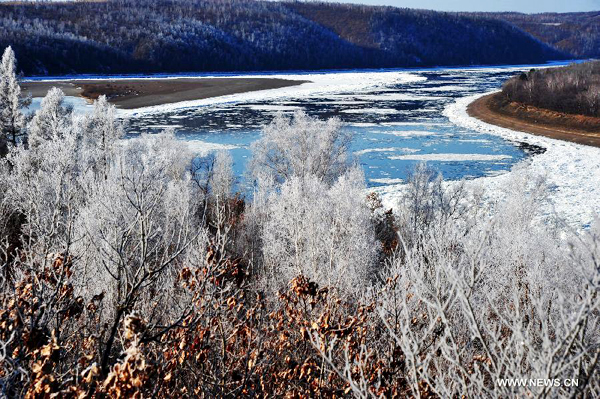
[376,92,600,229]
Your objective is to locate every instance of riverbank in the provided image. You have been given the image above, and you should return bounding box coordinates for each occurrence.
[21,78,308,109]
[468,92,600,147]
[442,93,600,230]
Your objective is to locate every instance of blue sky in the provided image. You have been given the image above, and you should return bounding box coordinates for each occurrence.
[331,0,600,13]
[2,0,598,12]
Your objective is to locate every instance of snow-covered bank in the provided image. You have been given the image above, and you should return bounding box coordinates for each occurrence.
[377,92,600,229]
[118,71,427,116]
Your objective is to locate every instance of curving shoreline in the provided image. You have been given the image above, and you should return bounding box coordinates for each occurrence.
[443,93,600,230]
[467,92,600,148]
[21,78,308,110]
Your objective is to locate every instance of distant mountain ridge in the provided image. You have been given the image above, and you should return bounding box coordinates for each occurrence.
[0,0,582,76]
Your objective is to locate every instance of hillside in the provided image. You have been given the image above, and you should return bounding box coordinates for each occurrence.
[501,61,600,117]
[481,12,600,59]
[0,0,569,76]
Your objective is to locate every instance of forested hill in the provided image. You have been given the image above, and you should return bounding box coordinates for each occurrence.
[480,12,600,59]
[0,0,571,76]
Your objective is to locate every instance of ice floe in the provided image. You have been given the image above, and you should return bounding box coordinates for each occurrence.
[389,153,511,161]
[377,130,439,137]
[340,108,401,115]
[244,104,303,112]
[183,141,239,155]
[370,178,405,185]
[354,147,420,156]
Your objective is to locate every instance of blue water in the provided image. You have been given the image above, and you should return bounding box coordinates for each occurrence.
[123,65,549,188]
[27,64,562,188]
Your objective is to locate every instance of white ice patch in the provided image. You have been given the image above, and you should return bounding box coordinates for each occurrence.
[318,100,370,105]
[145,124,184,129]
[244,104,303,112]
[379,121,449,127]
[389,153,512,161]
[350,121,446,128]
[416,85,475,92]
[349,122,381,127]
[378,130,438,137]
[340,108,401,115]
[184,141,239,155]
[354,93,442,101]
[370,178,405,185]
[455,138,493,144]
[354,147,420,156]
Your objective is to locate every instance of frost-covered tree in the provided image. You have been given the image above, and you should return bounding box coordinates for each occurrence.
[246,112,376,295]
[74,131,198,373]
[6,109,84,255]
[395,163,471,251]
[81,95,124,178]
[249,111,353,186]
[206,151,237,252]
[261,168,377,296]
[1,105,88,362]
[1,45,599,397]
[315,174,599,398]
[209,151,234,202]
[0,46,30,147]
[27,87,73,149]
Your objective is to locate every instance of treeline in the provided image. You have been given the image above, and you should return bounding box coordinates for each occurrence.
[501,61,600,117]
[482,11,600,59]
[1,47,599,397]
[0,0,568,75]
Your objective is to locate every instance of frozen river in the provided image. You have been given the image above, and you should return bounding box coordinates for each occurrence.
[120,65,552,188]
[26,62,600,228]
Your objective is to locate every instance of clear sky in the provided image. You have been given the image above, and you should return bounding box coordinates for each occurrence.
[330,0,600,13]
[2,0,599,12]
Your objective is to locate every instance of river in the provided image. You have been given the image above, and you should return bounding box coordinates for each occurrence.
[28,63,568,191]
